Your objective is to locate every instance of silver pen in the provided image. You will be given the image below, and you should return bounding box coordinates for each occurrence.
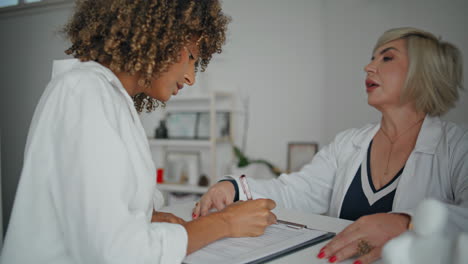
[240,174,313,230]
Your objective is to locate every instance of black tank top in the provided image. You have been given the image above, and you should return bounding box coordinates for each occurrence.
[339,140,404,221]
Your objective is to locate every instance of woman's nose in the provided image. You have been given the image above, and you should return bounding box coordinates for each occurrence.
[364,61,377,73]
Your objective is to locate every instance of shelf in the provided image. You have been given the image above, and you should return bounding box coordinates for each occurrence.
[148,137,231,147]
[157,183,208,194]
[150,139,210,147]
[145,90,235,202]
[163,91,234,112]
[168,91,232,102]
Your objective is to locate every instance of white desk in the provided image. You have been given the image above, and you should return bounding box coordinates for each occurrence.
[161,202,384,264]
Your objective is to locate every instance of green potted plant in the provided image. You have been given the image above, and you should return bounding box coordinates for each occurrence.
[232,145,282,177]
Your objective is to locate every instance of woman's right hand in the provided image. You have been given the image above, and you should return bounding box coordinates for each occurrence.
[217,199,277,237]
[192,181,236,219]
[183,198,277,254]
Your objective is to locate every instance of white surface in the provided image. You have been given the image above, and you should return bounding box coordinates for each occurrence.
[184,223,328,264]
[161,202,368,264]
[382,199,466,264]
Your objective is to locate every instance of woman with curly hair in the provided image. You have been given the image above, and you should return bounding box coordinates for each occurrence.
[1,1,276,263]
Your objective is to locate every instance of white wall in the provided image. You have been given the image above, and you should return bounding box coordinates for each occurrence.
[141,0,325,172]
[1,0,467,234]
[211,0,325,170]
[0,4,72,235]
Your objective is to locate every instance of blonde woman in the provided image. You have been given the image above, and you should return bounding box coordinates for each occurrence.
[194,27,467,264]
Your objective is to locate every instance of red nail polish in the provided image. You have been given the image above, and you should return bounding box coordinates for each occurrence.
[192,213,197,218]
[329,256,337,263]
[317,251,325,259]
[353,260,362,264]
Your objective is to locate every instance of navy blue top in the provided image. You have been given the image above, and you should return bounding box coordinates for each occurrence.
[339,140,404,221]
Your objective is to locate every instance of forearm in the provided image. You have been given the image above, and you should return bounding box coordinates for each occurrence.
[183,212,230,255]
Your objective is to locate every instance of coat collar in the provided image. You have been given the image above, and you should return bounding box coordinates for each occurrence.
[352,115,442,155]
[52,59,142,124]
[414,115,443,154]
[52,59,131,100]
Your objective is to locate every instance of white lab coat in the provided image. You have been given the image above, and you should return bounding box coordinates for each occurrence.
[236,116,468,237]
[1,59,187,264]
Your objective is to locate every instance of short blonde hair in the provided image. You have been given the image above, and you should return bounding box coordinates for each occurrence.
[374,27,464,116]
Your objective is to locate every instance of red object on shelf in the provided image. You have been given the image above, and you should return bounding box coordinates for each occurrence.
[156,168,164,183]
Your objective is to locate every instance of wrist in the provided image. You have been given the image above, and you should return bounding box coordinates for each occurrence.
[183,210,231,254]
[219,179,239,202]
[395,213,412,230]
[209,211,233,237]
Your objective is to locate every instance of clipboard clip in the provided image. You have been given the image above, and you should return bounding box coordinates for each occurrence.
[277,219,309,230]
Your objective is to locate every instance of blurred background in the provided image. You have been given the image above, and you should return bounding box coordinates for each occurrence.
[1,0,467,241]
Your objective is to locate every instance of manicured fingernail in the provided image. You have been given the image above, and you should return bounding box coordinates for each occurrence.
[192,213,197,219]
[329,256,337,263]
[353,260,362,264]
[317,251,325,259]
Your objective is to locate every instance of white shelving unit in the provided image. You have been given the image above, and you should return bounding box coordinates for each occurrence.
[148,91,235,197]
[156,183,208,194]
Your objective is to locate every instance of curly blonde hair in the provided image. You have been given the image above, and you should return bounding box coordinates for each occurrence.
[62,0,230,112]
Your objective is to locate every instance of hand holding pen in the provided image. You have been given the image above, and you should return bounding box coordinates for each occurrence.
[192,174,275,219]
[193,174,252,219]
[191,174,277,237]
[239,174,307,229]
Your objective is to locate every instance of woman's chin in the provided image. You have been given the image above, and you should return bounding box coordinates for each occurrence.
[148,92,171,103]
[367,98,381,109]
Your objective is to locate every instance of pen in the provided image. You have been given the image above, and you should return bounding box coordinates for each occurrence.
[239,175,314,230]
[239,174,253,200]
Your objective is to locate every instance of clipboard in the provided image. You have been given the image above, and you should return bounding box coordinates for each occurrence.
[183,219,335,264]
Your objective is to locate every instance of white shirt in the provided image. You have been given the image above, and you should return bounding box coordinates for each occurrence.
[1,59,187,264]
[236,116,468,237]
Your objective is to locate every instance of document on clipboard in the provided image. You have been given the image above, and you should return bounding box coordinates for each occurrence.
[183,219,335,264]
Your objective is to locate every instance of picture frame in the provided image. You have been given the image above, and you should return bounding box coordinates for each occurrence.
[287,142,318,173]
[166,112,198,139]
[195,112,230,139]
[165,151,200,185]
[164,112,231,140]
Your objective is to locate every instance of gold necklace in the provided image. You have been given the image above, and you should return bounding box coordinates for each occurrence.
[380,118,424,175]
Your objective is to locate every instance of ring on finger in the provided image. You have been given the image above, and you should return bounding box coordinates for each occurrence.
[357,239,373,256]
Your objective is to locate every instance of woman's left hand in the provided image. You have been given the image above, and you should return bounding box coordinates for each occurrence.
[151,210,186,225]
[318,213,410,263]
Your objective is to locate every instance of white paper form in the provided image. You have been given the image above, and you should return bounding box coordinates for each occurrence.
[183,223,331,264]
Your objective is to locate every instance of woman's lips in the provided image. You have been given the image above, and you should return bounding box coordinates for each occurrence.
[365,79,380,92]
[173,83,184,95]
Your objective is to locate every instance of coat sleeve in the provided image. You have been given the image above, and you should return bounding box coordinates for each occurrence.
[236,129,356,214]
[445,129,468,235]
[50,75,187,264]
